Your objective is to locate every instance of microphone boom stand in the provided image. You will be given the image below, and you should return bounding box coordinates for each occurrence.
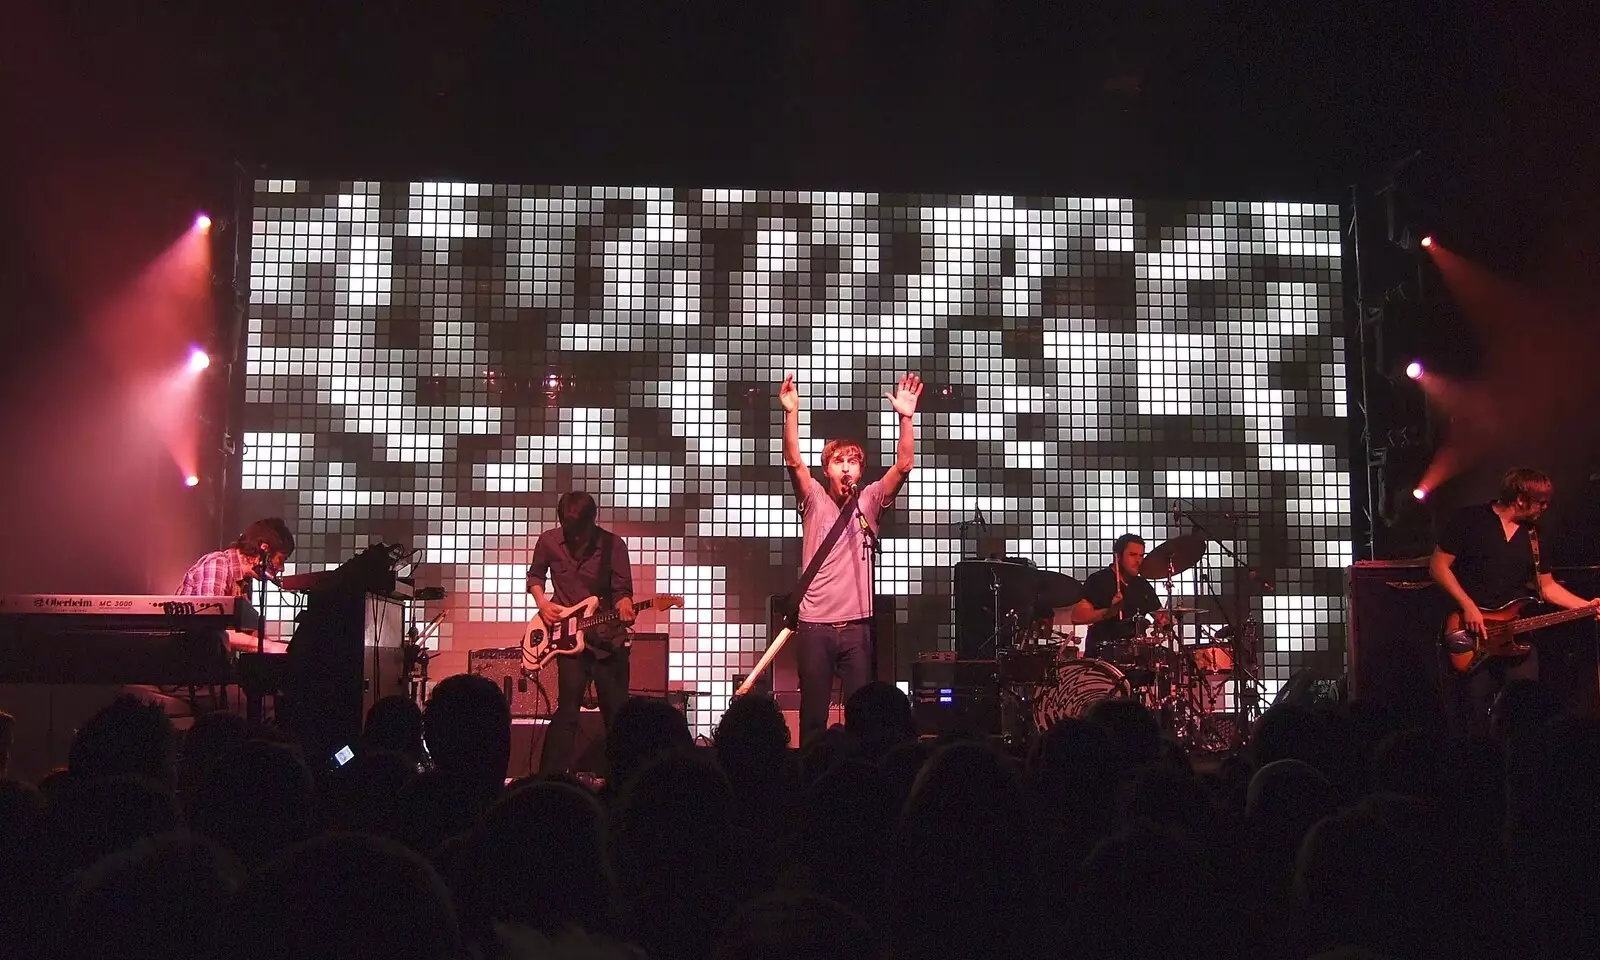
[850,484,887,685]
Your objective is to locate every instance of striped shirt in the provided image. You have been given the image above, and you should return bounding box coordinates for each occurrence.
[176,548,255,597]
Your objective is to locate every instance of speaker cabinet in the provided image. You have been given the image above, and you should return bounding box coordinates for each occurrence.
[953,560,1047,659]
[1346,561,1453,730]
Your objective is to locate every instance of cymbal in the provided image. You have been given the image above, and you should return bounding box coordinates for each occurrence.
[1163,606,1209,615]
[1036,569,1084,610]
[1140,534,1207,579]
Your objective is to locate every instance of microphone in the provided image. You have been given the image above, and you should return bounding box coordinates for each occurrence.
[253,554,283,588]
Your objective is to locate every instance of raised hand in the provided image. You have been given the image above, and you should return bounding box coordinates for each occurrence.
[779,374,800,413]
[884,372,924,418]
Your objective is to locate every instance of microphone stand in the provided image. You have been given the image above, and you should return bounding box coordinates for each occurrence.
[848,484,879,561]
[847,482,885,682]
[1173,502,1271,747]
[251,561,286,655]
[957,501,988,557]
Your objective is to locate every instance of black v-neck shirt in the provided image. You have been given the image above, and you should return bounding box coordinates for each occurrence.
[1438,503,1550,609]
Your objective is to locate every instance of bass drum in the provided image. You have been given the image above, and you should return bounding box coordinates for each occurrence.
[1032,658,1133,730]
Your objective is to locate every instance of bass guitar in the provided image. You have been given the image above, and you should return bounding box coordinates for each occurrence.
[521,595,684,673]
[1441,597,1599,675]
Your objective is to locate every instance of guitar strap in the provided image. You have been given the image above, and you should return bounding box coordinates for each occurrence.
[784,487,866,627]
[593,530,614,601]
[1528,525,1544,600]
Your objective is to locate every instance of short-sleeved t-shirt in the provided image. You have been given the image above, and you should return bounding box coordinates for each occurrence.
[1438,502,1550,609]
[1080,565,1162,655]
[797,479,887,623]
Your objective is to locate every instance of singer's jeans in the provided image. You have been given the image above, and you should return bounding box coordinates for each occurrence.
[794,618,874,748]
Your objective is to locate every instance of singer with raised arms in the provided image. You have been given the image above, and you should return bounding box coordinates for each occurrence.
[775,371,922,747]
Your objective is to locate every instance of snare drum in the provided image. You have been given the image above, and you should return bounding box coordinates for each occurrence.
[1031,658,1133,730]
[1190,643,1233,674]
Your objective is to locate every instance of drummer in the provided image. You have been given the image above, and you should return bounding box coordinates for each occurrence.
[1071,534,1168,658]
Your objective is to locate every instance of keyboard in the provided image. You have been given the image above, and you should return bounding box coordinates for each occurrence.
[0,594,256,685]
[0,594,253,629]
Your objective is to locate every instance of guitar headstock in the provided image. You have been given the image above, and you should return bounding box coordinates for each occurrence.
[654,595,687,611]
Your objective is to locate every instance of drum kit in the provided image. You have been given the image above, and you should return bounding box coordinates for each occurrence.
[979,532,1262,753]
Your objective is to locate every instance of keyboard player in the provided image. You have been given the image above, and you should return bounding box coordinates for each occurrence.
[176,518,295,653]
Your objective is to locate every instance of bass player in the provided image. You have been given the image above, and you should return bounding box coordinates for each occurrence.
[1430,467,1599,735]
[527,491,636,775]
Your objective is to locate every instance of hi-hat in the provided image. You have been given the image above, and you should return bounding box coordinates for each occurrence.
[1140,535,1207,579]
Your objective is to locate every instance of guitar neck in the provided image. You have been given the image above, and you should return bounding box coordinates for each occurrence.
[1509,606,1597,635]
[577,598,657,630]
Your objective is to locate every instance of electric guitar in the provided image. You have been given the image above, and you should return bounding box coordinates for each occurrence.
[1441,597,1600,675]
[521,595,684,673]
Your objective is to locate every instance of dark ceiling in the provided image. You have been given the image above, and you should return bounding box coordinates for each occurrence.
[1,1,1595,354]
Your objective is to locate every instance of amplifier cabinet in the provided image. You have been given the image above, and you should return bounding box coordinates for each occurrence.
[911,658,998,690]
[911,689,1001,738]
[910,657,1000,738]
[468,648,555,718]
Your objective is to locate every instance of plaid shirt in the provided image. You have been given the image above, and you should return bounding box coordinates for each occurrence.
[176,548,255,597]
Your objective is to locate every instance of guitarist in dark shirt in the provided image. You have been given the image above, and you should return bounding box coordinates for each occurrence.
[527,491,636,776]
[1431,468,1599,734]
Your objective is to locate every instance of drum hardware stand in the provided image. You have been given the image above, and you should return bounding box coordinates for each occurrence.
[979,566,1006,655]
[1173,502,1270,751]
[1145,566,1204,744]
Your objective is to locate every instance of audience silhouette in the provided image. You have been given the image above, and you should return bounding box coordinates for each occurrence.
[0,675,1594,960]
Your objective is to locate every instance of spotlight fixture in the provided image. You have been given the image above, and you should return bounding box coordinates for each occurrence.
[1411,486,1428,501]
[1419,235,1434,249]
[1404,361,1423,381]
[185,475,200,488]
[194,213,212,232]
[187,347,211,373]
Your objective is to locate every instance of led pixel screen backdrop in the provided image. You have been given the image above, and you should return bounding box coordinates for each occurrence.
[239,180,1351,731]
